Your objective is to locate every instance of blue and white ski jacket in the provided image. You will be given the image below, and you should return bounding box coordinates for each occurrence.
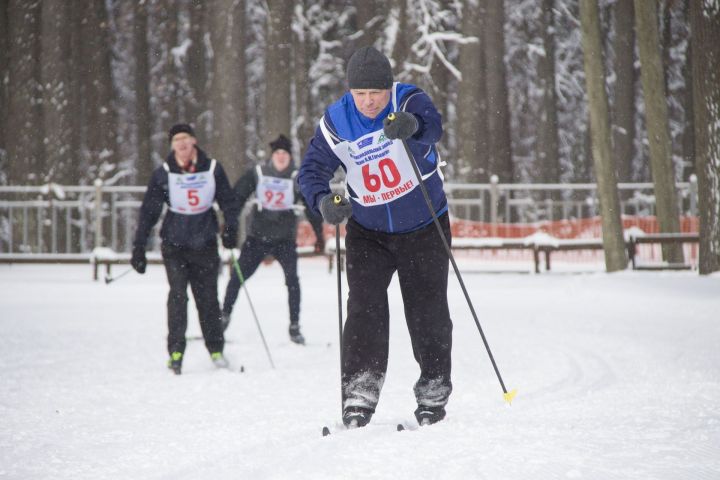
[298,82,447,234]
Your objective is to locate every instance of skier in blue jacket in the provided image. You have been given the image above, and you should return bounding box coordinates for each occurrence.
[298,46,453,428]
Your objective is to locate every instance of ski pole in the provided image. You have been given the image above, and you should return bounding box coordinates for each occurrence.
[230,250,275,369]
[104,267,133,285]
[333,203,345,417]
[387,113,516,405]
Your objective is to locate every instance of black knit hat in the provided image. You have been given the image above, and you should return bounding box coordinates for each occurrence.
[346,46,393,90]
[168,123,195,143]
[269,134,292,154]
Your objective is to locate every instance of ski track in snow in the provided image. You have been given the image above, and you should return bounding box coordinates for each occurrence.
[1,260,719,479]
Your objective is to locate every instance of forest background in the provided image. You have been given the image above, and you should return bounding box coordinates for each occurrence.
[0,0,718,272]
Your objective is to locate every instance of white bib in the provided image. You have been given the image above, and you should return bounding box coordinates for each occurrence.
[165,159,217,215]
[318,83,438,207]
[255,165,295,211]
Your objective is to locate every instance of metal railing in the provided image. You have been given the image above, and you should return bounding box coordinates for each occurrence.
[0,176,699,255]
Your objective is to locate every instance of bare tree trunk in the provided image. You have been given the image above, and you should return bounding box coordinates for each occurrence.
[41,1,75,183]
[390,0,409,76]
[0,0,8,167]
[209,0,246,183]
[293,1,313,162]
[580,0,627,272]
[355,0,383,48]
[264,0,293,150]
[187,1,208,132]
[457,0,487,183]
[134,0,153,183]
[6,0,44,184]
[690,1,720,275]
[537,0,560,186]
[679,0,695,181]
[634,0,684,263]
[81,0,118,177]
[483,0,513,184]
[611,0,636,185]
[158,5,179,133]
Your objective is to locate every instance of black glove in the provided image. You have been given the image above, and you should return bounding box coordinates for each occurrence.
[221,225,237,249]
[319,194,352,225]
[314,236,326,254]
[383,111,419,140]
[131,245,147,274]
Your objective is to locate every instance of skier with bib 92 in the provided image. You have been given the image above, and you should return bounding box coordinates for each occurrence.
[221,134,324,345]
[131,123,240,375]
[297,46,453,428]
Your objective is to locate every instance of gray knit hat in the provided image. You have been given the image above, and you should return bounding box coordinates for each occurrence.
[346,46,393,89]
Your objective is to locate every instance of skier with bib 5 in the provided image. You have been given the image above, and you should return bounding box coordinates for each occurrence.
[131,123,239,374]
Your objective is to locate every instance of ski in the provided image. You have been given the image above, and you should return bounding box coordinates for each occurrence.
[396,422,420,432]
[186,335,236,343]
[321,422,416,436]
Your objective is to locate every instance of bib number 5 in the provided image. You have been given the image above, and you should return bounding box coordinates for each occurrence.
[187,189,200,206]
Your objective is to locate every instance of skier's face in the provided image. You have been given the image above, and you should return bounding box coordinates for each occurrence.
[350,89,391,119]
[271,149,291,171]
[171,133,197,164]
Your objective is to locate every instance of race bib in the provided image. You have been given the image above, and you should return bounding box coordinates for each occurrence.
[330,130,418,207]
[256,170,295,211]
[166,160,216,214]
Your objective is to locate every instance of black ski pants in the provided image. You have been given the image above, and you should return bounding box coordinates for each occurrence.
[162,244,224,356]
[222,236,300,325]
[342,213,453,413]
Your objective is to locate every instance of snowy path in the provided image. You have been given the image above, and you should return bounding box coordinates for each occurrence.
[1,260,719,479]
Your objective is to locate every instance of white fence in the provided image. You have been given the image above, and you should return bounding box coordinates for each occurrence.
[0,177,698,255]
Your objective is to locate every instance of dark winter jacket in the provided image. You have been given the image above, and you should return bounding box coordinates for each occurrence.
[133,147,239,250]
[298,82,447,234]
[233,162,323,243]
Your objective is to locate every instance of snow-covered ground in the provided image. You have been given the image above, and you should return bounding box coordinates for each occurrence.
[1,257,719,479]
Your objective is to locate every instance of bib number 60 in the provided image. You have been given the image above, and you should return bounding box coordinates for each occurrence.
[362,158,401,193]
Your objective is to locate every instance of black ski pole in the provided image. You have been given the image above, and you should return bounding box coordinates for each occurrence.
[230,251,275,369]
[323,199,346,437]
[387,113,516,404]
[333,205,344,418]
[104,267,133,284]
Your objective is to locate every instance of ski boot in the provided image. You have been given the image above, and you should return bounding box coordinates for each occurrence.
[414,405,446,426]
[342,406,373,429]
[289,323,305,345]
[210,352,229,369]
[167,351,183,375]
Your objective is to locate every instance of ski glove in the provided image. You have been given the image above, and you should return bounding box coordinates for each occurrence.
[383,111,419,140]
[319,194,352,225]
[221,224,237,249]
[131,245,147,274]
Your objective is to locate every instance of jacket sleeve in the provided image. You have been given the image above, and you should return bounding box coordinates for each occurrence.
[297,124,343,216]
[297,186,324,242]
[133,169,166,249]
[402,90,443,146]
[232,168,258,213]
[214,162,241,230]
